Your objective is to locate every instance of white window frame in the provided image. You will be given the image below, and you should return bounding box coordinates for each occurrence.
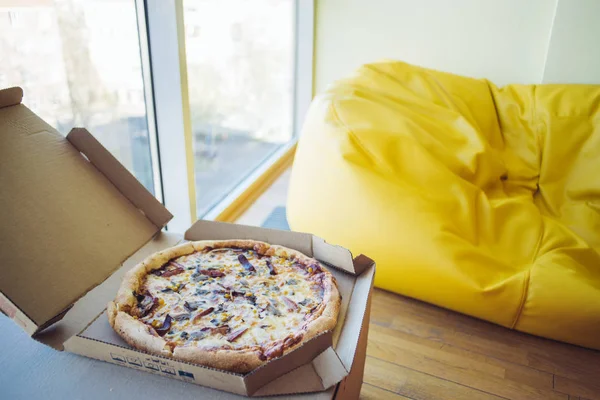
[293,0,315,139]
[134,0,163,205]
[137,0,314,229]
[139,0,197,232]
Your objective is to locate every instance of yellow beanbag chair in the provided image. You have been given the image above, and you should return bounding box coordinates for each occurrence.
[288,61,600,349]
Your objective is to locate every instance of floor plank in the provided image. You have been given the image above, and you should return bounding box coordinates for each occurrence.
[367,324,565,400]
[555,376,600,400]
[360,383,414,400]
[370,289,600,382]
[364,356,506,400]
[369,320,554,391]
[361,289,600,400]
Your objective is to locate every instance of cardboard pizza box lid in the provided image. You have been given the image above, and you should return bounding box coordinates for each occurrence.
[0,87,172,335]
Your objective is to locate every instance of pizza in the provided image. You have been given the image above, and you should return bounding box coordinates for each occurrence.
[107,240,341,373]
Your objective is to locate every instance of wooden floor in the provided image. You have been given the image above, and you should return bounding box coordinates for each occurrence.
[361,289,600,400]
[237,170,600,400]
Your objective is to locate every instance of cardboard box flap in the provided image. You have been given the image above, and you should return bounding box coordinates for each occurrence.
[253,363,326,397]
[67,128,172,228]
[330,263,375,371]
[186,221,367,276]
[185,220,313,257]
[312,347,350,389]
[351,254,375,276]
[0,89,165,333]
[244,331,334,396]
[0,86,23,109]
[312,236,356,274]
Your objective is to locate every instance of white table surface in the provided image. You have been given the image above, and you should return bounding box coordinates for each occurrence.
[0,315,320,399]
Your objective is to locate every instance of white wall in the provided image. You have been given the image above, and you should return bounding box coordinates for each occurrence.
[314,0,600,92]
[314,0,557,93]
[542,0,600,84]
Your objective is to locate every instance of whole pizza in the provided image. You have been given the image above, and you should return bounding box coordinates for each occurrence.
[107,240,341,373]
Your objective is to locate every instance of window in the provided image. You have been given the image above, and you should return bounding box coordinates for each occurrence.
[183,0,297,217]
[0,0,156,195]
[1,0,313,229]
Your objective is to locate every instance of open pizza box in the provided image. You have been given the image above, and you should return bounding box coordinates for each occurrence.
[0,87,376,399]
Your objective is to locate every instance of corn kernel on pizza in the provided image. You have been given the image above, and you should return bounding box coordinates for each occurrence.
[107,240,341,373]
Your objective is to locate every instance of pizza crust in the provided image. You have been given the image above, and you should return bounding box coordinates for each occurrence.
[108,239,341,374]
[173,346,264,373]
[108,307,172,356]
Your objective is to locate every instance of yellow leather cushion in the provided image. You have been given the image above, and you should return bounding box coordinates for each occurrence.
[288,61,600,349]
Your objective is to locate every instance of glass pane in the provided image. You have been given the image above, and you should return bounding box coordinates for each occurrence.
[0,0,155,195]
[183,0,295,217]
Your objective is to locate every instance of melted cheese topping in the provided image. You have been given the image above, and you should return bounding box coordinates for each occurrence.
[138,248,324,351]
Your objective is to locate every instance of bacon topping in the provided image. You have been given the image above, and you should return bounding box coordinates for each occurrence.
[161,267,184,277]
[214,325,231,335]
[192,307,214,323]
[226,327,248,342]
[198,307,215,317]
[152,261,185,277]
[199,269,225,278]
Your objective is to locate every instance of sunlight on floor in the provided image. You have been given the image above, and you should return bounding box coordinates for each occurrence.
[235,169,291,227]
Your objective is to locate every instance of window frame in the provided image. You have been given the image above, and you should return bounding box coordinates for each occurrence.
[140,0,197,232]
[139,0,314,228]
[134,0,163,205]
